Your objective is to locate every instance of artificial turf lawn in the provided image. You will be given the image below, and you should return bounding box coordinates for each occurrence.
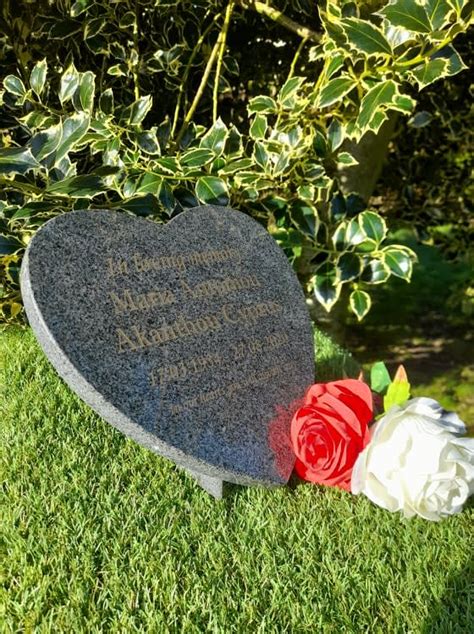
[1,328,473,632]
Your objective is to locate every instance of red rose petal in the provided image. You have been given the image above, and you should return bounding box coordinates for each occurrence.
[318,393,365,437]
[290,379,373,490]
[304,383,326,404]
[294,457,311,480]
[327,380,373,426]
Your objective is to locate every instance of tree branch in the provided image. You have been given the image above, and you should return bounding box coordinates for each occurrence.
[176,36,222,145]
[213,1,235,122]
[170,10,220,139]
[237,1,321,43]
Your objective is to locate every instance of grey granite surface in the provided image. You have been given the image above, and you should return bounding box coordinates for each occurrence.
[20,206,315,496]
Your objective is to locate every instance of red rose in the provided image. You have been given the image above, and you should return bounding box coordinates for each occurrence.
[290,379,373,491]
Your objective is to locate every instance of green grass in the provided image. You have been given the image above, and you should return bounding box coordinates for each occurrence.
[1,328,473,633]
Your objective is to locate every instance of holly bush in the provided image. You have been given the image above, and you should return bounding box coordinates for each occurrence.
[1,0,472,325]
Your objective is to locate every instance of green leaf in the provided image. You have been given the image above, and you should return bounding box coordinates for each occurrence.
[350,289,371,321]
[278,76,305,107]
[285,126,302,149]
[180,148,215,167]
[304,163,326,181]
[119,11,136,29]
[355,239,378,254]
[136,130,160,155]
[341,18,392,55]
[122,176,138,198]
[0,147,40,175]
[224,126,243,156]
[20,111,50,131]
[248,95,277,114]
[200,118,228,156]
[332,223,346,250]
[328,119,344,152]
[337,151,358,166]
[50,18,81,39]
[297,184,315,201]
[249,114,267,140]
[128,95,153,125]
[30,59,48,97]
[273,151,291,177]
[55,155,76,179]
[99,88,114,115]
[11,201,53,220]
[30,124,62,162]
[318,75,356,108]
[55,113,90,164]
[84,18,106,41]
[273,226,303,260]
[109,44,127,60]
[70,0,91,17]
[384,24,415,48]
[345,218,367,246]
[157,180,175,214]
[410,45,467,88]
[391,93,416,114]
[425,0,452,29]
[447,0,468,15]
[120,194,160,216]
[312,264,341,312]
[336,252,362,282]
[383,247,414,279]
[313,131,328,157]
[356,80,397,132]
[436,43,467,72]
[173,187,198,209]
[154,157,179,175]
[408,111,433,128]
[137,173,161,195]
[361,258,391,284]
[218,158,253,175]
[371,362,392,393]
[47,174,103,198]
[290,200,319,238]
[107,64,128,77]
[195,176,229,205]
[359,211,387,244]
[4,75,26,97]
[379,0,432,33]
[0,235,22,255]
[59,63,80,104]
[409,58,447,88]
[384,379,411,411]
[79,71,95,112]
[84,33,107,56]
[253,141,268,169]
[326,53,345,79]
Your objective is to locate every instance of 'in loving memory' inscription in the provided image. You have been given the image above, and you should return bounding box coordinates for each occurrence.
[21,206,315,494]
[107,247,288,412]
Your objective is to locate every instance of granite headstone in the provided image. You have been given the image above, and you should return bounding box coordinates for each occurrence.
[20,206,315,497]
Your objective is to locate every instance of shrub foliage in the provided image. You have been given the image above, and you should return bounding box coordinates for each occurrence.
[0,0,472,324]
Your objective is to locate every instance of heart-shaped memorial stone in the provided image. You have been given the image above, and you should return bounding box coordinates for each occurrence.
[21,206,314,497]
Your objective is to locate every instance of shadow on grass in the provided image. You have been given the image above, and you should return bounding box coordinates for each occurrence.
[421,558,474,631]
[421,496,474,633]
[331,234,473,387]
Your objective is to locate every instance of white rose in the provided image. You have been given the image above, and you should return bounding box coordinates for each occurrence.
[351,397,474,521]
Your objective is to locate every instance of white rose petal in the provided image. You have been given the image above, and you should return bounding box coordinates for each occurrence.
[351,398,474,521]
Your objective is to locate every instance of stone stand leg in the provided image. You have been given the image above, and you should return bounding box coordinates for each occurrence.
[186,468,224,499]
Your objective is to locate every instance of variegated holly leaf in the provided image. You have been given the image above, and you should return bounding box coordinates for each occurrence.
[350,289,371,320]
[341,18,392,56]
